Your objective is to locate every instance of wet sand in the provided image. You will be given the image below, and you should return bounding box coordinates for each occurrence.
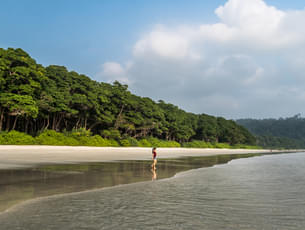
[0,153,262,213]
[0,145,275,169]
[0,146,297,213]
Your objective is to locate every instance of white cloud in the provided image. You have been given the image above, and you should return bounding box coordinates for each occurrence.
[102,62,125,76]
[97,61,132,84]
[215,0,284,30]
[96,0,305,118]
[133,25,197,59]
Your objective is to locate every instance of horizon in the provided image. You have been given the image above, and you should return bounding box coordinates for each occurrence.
[2,0,305,119]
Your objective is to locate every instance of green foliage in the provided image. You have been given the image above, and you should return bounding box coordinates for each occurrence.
[145,137,160,147]
[237,115,305,149]
[108,129,121,140]
[147,137,180,147]
[0,131,35,145]
[77,135,108,147]
[137,137,180,147]
[182,140,261,149]
[119,139,131,147]
[108,139,119,147]
[35,130,67,145]
[138,139,151,147]
[0,93,38,118]
[0,47,256,148]
[256,135,302,149]
[100,130,111,138]
[232,144,263,149]
[101,129,121,140]
[70,128,92,137]
[126,137,139,146]
[164,141,180,147]
[213,143,231,149]
[182,141,213,148]
[36,130,118,147]
[119,137,139,147]
[0,129,260,149]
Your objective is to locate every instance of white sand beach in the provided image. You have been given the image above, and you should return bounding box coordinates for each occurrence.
[0,145,278,170]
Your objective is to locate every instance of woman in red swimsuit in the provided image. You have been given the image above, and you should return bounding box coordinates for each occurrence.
[152,147,157,170]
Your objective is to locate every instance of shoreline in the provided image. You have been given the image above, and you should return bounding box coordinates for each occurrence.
[0,145,289,170]
[1,152,304,228]
[0,148,302,214]
[0,152,269,214]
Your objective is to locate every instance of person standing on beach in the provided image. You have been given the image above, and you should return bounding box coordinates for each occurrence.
[152,147,157,170]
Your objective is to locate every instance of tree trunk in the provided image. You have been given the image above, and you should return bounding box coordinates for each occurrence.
[75,117,80,129]
[84,117,87,130]
[52,114,56,130]
[55,114,63,131]
[114,105,124,129]
[24,118,29,134]
[12,116,18,130]
[0,107,4,131]
[40,118,45,131]
[89,121,100,130]
[5,115,10,131]
[45,116,50,130]
[30,120,35,136]
[64,119,68,129]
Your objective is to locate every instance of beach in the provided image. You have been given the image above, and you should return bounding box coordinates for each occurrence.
[1,150,305,229]
[0,145,297,214]
[0,145,275,169]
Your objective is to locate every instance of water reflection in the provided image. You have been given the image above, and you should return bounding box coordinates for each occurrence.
[151,168,157,181]
[0,153,260,212]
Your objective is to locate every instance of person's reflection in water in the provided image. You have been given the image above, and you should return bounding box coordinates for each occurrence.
[152,147,157,170]
[151,168,157,181]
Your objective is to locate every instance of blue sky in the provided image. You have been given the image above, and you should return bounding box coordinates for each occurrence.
[1,0,228,73]
[2,0,303,75]
[1,0,305,119]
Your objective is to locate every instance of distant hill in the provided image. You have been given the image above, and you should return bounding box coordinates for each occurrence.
[237,114,305,149]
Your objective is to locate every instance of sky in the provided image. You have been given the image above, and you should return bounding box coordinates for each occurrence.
[1,0,305,119]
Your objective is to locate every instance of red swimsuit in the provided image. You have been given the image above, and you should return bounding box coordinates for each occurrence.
[153,150,157,159]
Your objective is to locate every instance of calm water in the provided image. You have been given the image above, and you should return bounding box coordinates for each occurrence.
[0,152,305,229]
[0,154,254,212]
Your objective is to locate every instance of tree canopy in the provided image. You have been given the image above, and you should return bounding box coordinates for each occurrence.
[237,114,305,148]
[0,48,255,145]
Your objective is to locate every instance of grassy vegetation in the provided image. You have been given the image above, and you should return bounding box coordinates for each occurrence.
[0,130,262,149]
[182,140,262,149]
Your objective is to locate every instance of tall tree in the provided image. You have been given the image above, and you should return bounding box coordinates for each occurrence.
[0,47,256,145]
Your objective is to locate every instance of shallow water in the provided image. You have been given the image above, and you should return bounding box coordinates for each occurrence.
[1,152,304,229]
[0,154,255,212]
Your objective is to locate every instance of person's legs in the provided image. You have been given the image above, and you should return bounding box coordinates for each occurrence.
[153,159,157,169]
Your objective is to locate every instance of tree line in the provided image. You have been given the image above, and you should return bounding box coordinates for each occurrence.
[0,48,255,145]
[237,114,305,148]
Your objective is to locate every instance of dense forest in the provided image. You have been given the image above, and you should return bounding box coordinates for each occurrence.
[237,114,305,149]
[0,48,256,147]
